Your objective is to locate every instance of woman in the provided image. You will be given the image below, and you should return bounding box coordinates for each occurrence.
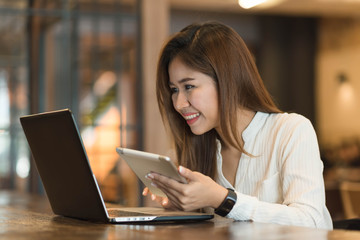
[143,21,333,229]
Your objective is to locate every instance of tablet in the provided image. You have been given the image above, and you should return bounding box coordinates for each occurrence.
[116,147,187,197]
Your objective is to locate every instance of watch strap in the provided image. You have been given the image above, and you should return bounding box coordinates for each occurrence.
[214,188,237,217]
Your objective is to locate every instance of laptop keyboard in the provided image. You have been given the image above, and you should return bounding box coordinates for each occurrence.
[107,209,155,217]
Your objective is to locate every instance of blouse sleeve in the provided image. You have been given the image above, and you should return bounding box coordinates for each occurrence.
[226,116,333,230]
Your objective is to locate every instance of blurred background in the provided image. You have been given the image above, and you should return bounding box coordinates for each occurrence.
[1,0,360,220]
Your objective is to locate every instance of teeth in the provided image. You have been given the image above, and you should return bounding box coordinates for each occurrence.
[184,113,200,120]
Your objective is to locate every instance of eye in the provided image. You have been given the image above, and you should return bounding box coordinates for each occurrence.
[185,84,194,90]
[170,87,178,93]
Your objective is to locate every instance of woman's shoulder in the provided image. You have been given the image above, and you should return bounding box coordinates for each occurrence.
[267,112,311,124]
[244,112,315,143]
[259,112,318,152]
[265,112,314,133]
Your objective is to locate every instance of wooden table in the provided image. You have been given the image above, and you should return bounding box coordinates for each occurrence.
[1,191,360,240]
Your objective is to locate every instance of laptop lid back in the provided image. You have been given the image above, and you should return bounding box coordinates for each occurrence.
[20,109,109,222]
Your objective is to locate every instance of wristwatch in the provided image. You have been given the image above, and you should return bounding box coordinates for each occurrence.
[214,188,237,217]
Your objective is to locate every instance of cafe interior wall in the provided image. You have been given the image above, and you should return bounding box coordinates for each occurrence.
[316,17,360,154]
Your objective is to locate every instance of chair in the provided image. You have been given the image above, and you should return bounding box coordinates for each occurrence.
[339,181,360,219]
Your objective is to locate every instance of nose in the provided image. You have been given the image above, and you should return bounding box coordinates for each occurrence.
[173,91,190,111]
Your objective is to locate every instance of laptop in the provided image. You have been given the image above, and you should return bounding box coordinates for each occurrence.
[20,109,213,223]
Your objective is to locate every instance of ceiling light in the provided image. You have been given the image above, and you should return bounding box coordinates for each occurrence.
[238,0,285,9]
[238,0,268,9]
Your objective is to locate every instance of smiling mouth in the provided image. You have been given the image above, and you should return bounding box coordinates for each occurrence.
[184,113,200,121]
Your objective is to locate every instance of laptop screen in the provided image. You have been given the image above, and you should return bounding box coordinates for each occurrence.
[20,109,109,221]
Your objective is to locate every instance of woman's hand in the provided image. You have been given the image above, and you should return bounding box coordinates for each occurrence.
[144,166,228,212]
[142,187,171,208]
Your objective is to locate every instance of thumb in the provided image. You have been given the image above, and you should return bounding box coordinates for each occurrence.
[178,165,197,181]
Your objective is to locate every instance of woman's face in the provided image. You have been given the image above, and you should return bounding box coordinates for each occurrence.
[168,57,219,135]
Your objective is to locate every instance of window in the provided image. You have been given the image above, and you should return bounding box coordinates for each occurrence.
[0,0,143,206]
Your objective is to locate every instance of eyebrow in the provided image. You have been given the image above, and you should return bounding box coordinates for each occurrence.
[169,78,195,85]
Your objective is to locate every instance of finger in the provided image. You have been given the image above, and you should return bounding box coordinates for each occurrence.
[142,187,167,206]
[147,180,181,206]
[152,184,187,210]
[163,195,182,210]
[150,173,184,191]
[147,193,168,207]
[151,178,184,198]
[161,198,180,210]
[178,166,198,181]
[145,175,181,205]
[151,181,179,201]
[147,173,188,206]
[142,187,149,196]
[151,194,157,201]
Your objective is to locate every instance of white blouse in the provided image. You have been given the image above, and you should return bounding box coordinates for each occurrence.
[216,112,333,229]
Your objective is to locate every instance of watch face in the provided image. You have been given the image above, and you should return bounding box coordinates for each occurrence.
[224,199,234,211]
[215,189,237,216]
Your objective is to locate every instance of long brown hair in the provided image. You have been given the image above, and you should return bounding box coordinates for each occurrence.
[156,22,281,179]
